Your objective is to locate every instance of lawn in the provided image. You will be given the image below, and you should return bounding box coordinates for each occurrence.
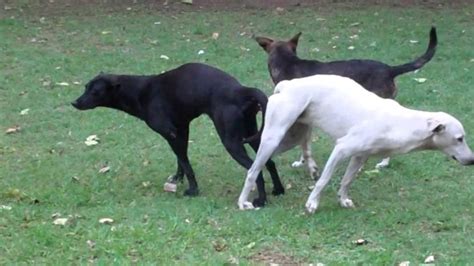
[1,2,473,264]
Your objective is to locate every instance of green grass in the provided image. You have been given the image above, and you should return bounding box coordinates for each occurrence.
[1,3,474,264]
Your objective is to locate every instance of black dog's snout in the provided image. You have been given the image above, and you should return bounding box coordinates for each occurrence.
[71,101,79,108]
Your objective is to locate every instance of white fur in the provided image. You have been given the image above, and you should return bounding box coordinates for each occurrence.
[238,75,474,213]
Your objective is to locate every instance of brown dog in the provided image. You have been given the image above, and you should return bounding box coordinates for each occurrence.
[256,27,437,99]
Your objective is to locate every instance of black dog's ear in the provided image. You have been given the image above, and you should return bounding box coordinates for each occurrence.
[102,74,120,90]
[288,32,302,52]
[255,36,274,53]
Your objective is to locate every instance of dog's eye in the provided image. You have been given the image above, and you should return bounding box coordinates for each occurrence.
[456,137,464,142]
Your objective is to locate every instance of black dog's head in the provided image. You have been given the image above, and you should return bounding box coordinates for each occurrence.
[71,74,119,110]
[255,32,302,56]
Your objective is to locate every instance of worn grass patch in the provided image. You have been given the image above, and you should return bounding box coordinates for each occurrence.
[1,3,473,264]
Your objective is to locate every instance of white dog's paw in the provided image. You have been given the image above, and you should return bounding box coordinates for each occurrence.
[305,200,319,214]
[339,198,355,208]
[291,160,304,168]
[238,201,255,210]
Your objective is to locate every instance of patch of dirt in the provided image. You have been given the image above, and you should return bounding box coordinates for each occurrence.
[249,247,300,265]
[1,0,471,18]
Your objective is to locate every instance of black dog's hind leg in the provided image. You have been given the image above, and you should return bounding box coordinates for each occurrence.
[213,108,268,207]
[245,116,285,196]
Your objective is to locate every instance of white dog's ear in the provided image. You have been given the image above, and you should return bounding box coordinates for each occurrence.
[428,118,445,134]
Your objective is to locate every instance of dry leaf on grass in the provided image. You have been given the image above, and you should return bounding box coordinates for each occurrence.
[163,182,177,192]
[84,135,99,146]
[20,108,30,115]
[212,32,219,40]
[160,55,170,60]
[5,126,21,134]
[353,238,369,245]
[53,218,68,226]
[424,255,435,263]
[399,261,410,266]
[0,205,12,210]
[99,218,114,224]
[98,166,110,174]
[55,82,70,86]
[414,78,427,83]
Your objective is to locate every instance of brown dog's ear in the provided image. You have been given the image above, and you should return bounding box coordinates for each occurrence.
[288,32,302,52]
[255,36,274,53]
[428,118,445,134]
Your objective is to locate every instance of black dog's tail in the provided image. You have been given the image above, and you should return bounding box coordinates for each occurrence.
[239,87,268,144]
[389,26,437,78]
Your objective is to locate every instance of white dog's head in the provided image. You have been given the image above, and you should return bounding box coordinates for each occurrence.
[428,112,474,165]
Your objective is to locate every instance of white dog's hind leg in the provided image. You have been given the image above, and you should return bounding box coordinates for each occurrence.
[375,157,390,169]
[305,143,351,213]
[238,95,307,210]
[291,154,305,168]
[337,155,368,208]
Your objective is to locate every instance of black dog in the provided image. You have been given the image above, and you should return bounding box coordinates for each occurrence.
[256,27,437,98]
[71,63,284,206]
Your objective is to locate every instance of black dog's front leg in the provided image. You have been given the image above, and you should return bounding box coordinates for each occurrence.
[146,118,198,196]
[168,160,184,184]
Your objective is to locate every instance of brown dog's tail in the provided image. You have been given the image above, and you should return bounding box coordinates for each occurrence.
[389,27,437,77]
[239,87,268,144]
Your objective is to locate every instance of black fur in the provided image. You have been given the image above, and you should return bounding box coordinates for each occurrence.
[72,63,284,206]
[256,27,437,99]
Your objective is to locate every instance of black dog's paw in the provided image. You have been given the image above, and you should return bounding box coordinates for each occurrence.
[272,187,285,196]
[252,197,267,207]
[184,188,199,196]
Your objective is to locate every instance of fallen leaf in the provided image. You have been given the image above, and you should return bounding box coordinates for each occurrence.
[409,40,419,44]
[185,218,191,224]
[73,81,81,85]
[0,205,12,210]
[364,169,380,175]
[181,0,193,4]
[98,166,110,174]
[350,34,359,39]
[212,32,219,40]
[353,238,368,245]
[246,242,255,249]
[163,182,177,192]
[197,50,205,55]
[101,31,111,35]
[53,218,68,226]
[469,58,474,62]
[414,78,427,83]
[86,240,96,249]
[275,7,285,12]
[350,22,360,27]
[5,126,21,134]
[84,135,99,146]
[348,46,355,50]
[424,255,435,263]
[20,108,30,115]
[311,47,320,52]
[160,55,170,60]
[51,212,61,219]
[286,183,292,190]
[55,82,69,86]
[154,21,161,25]
[142,181,151,187]
[99,218,114,224]
[399,261,410,266]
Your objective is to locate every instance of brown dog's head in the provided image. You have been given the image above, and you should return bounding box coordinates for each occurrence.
[255,32,302,55]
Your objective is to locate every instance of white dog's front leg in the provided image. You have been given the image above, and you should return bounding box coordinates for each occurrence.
[375,157,390,169]
[337,155,368,208]
[305,144,349,213]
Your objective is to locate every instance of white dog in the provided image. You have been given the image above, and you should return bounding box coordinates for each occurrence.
[238,75,474,213]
